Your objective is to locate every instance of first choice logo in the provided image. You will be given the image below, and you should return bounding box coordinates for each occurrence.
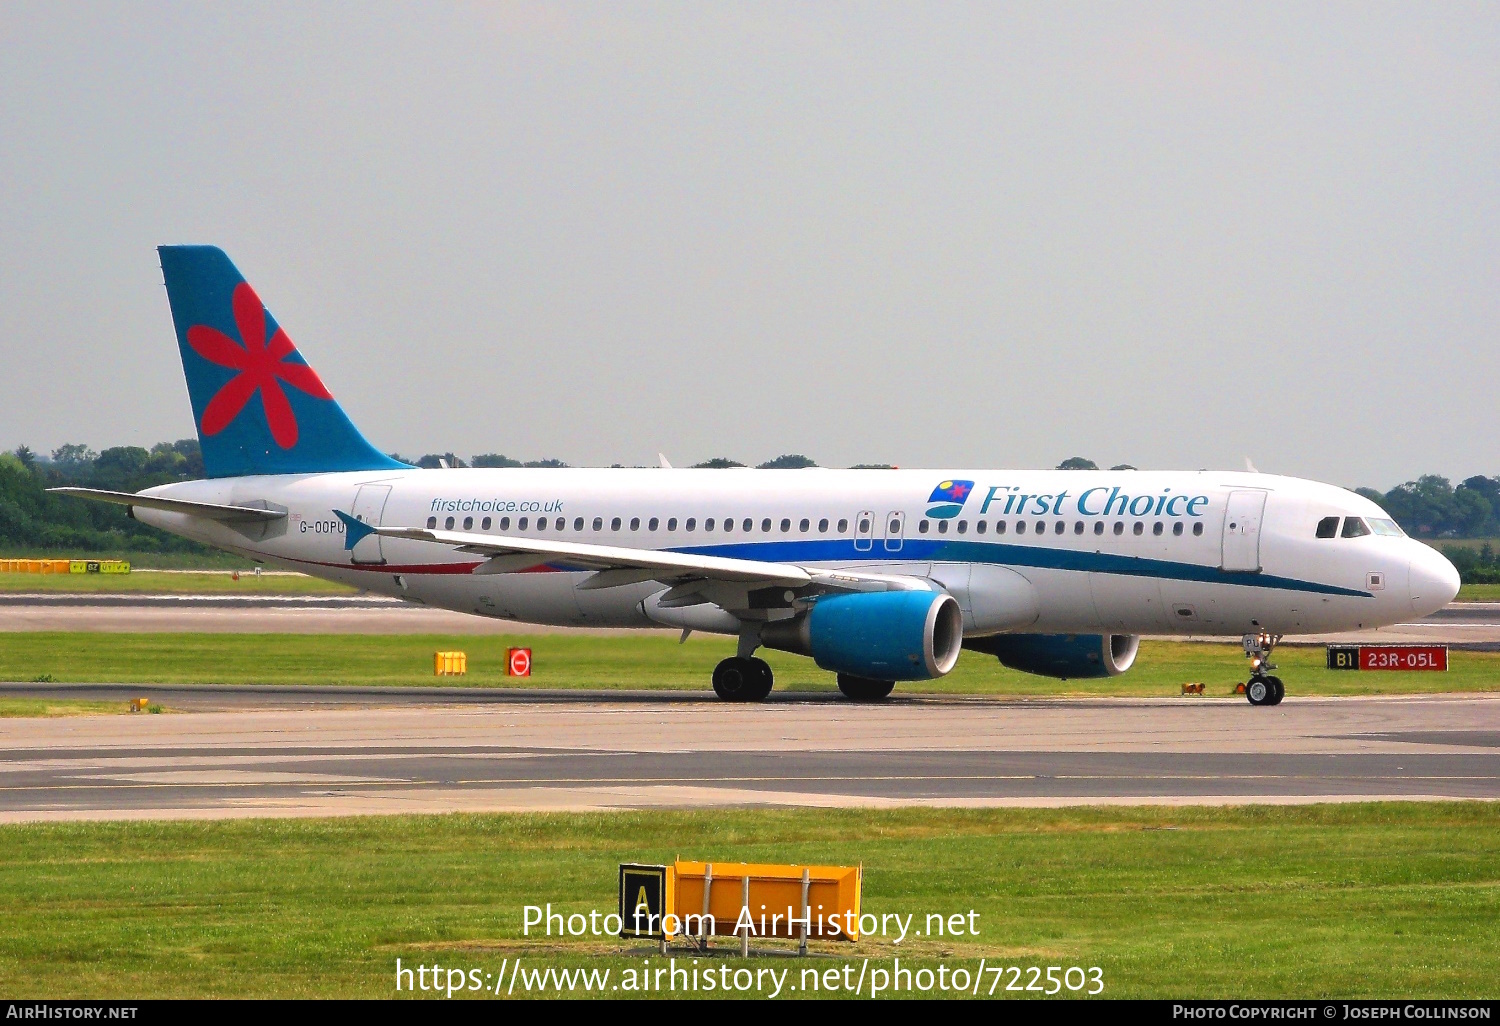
[979,484,1210,519]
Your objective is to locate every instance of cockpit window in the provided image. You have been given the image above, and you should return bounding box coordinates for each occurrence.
[1315,516,1339,539]
[1341,516,1371,539]
[1368,517,1404,537]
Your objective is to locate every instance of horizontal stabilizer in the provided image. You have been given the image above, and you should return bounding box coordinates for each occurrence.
[47,487,287,522]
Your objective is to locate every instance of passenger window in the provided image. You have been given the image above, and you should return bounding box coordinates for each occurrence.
[611,517,621,531]
[1094,522,1103,535]
[859,517,871,533]
[723,518,734,533]
[937,521,949,534]
[1192,522,1203,536]
[426,516,437,529]
[1074,521,1084,535]
[1341,517,1371,538]
[800,518,810,532]
[1133,522,1143,535]
[1172,522,1183,536]
[445,516,455,530]
[956,521,967,535]
[685,518,696,531]
[761,519,772,532]
[705,518,715,531]
[667,518,678,531]
[1113,522,1124,535]
[630,517,640,531]
[744,519,754,532]
[1054,521,1064,534]
[463,517,473,530]
[593,517,603,531]
[837,519,848,533]
[996,521,1007,535]
[1316,516,1340,539]
[1016,522,1026,535]
[819,518,829,533]
[554,517,564,530]
[1152,522,1163,536]
[482,517,491,531]
[648,517,659,531]
[536,518,546,531]
[574,517,584,531]
[518,517,529,530]
[500,517,510,531]
[919,520,930,534]
[976,520,987,535]
[1035,521,1046,535]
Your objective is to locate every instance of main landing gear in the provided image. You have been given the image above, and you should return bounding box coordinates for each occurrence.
[711,656,774,702]
[1242,631,1285,707]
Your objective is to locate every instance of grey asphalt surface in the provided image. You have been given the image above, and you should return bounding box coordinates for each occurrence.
[1,692,1496,821]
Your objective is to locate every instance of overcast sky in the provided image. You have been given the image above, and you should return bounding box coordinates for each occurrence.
[0,3,1495,488]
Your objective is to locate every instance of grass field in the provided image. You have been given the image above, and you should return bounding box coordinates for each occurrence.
[0,804,1493,998]
[1458,583,1500,601]
[0,570,356,594]
[0,697,125,718]
[2,632,1497,697]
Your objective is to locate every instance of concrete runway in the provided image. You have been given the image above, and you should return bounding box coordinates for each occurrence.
[3,593,1496,645]
[1,690,1495,822]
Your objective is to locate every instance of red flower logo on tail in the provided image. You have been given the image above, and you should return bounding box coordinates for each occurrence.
[187,283,332,448]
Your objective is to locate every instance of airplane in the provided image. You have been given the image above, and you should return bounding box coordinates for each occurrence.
[53,246,1462,705]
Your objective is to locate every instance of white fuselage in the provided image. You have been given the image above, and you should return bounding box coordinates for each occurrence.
[133,467,1459,640]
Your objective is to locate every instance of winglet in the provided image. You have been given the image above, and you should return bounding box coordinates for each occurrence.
[333,509,377,550]
[658,453,673,469]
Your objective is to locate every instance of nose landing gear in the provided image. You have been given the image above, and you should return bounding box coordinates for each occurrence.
[1242,632,1285,706]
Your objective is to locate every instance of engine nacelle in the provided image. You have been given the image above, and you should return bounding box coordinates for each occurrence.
[964,633,1140,679]
[761,590,964,681]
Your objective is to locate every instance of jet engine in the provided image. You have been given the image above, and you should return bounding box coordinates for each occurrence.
[761,590,963,681]
[964,633,1140,679]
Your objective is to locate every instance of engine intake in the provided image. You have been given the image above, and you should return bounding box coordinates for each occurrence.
[762,590,964,681]
[964,633,1140,679]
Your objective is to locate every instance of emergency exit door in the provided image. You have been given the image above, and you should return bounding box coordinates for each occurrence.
[1220,490,1267,572]
[350,485,391,564]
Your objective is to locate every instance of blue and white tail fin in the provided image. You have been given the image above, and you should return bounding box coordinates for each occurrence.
[158,245,409,478]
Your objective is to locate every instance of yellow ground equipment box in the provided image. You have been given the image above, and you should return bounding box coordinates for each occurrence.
[1,559,72,573]
[69,560,130,574]
[618,860,862,955]
[434,651,467,675]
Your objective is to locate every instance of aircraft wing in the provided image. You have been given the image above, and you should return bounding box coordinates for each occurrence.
[366,522,927,595]
[48,487,287,522]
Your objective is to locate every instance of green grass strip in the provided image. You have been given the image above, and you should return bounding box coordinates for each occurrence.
[1,633,1496,696]
[0,804,1495,998]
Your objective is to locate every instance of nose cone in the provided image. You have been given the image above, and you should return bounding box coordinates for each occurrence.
[1409,547,1461,617]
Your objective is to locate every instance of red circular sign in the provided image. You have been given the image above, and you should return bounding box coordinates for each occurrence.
[508,647,532,677]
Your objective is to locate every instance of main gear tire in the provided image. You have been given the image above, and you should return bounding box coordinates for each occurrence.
[713,657,760,701]
[836,674,896,701]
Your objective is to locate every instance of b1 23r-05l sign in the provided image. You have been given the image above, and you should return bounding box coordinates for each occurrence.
[1326,645,1448,671]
